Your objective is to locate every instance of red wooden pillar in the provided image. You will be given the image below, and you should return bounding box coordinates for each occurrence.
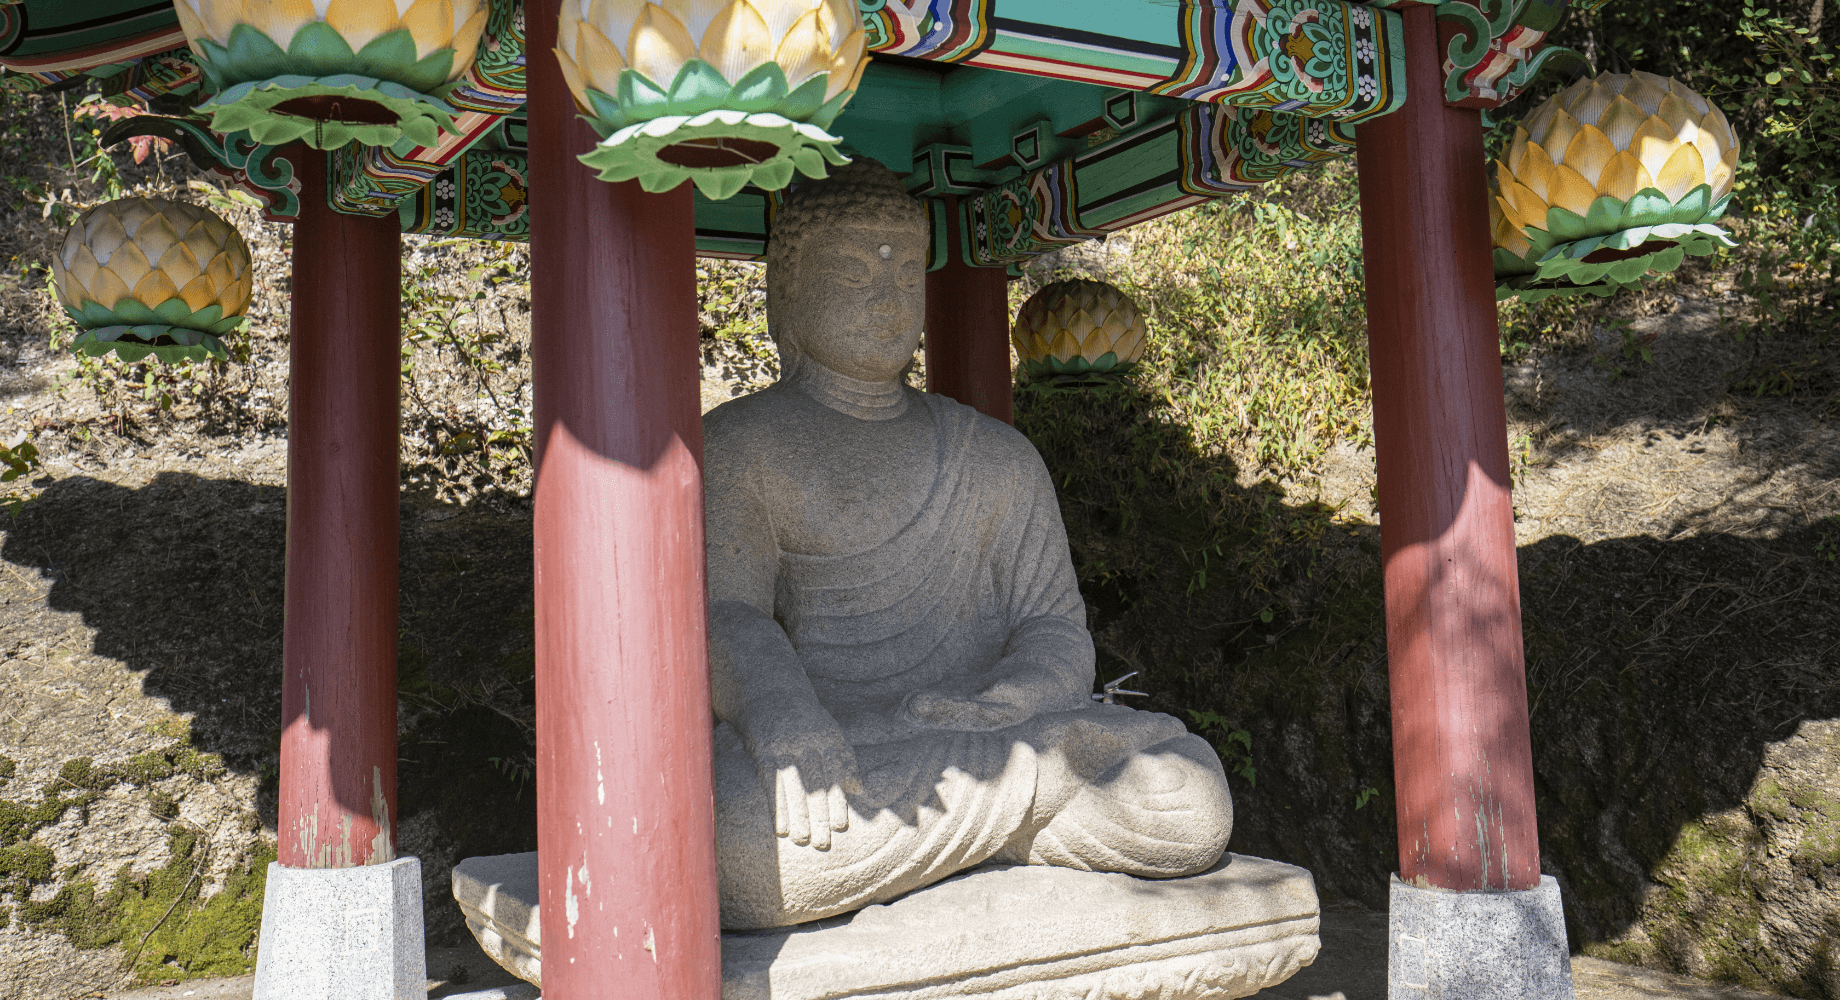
[1356,4,1540,893]
[527,3,722,998]
[925,195,1014,424]
[279,147,402,869]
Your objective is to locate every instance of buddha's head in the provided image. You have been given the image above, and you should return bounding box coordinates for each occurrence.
[766,159,928,383]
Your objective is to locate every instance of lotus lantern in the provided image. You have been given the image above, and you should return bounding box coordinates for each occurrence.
[172,0,490,150]
[1492,71,1739,301]
[1012,279,1149,391]
[555,0,869,200]
[50,197,254,364]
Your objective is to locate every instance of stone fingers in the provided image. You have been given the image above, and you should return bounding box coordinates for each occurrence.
[770,759,797,840]
[831,738,865,796]
[807,782,833,850]
[771,754,836,848]
[827,783,850,834]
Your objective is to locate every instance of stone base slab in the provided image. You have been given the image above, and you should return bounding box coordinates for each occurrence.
[454,852,1319,1000]
[251,857,426,1000]
[453,852,543,987]
[1388,874,1575,1000]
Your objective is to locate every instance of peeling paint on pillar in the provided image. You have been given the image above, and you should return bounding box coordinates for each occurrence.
[1356,3,1542,893]
[527,0,722,995]
[279,146,402,870]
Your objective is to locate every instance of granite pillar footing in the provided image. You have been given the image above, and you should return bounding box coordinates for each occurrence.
[1388,874,1575,1000]
[252,856,426,1000]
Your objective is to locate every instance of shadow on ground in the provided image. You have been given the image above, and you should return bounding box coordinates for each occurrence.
[0,368,1835,988]
[1018,376,1840,995]
[0,475,541,945]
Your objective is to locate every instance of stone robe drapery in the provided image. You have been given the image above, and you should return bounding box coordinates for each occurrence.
[707,388,1226,930]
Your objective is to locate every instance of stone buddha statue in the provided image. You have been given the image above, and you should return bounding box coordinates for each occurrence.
[704,160,1234,931]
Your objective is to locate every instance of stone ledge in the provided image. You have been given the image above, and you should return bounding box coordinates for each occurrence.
[454,852,1319,1000]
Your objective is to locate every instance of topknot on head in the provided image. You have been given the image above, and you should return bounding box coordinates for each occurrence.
[766,158,926,273]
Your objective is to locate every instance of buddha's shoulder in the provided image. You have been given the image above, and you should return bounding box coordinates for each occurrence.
[702,386,801,453]
[919,392,1049,474]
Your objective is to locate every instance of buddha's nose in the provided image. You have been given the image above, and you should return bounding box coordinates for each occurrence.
[868,288,900,320]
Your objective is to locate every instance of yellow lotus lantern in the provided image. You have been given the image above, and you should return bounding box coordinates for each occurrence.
[50,197,253,364]
[1492,70,1739,301]
[556,0,869,199]
[173,0,489,149]
[1012,279,1148,391]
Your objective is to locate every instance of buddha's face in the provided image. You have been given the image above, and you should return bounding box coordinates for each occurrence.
[781,225,928,382]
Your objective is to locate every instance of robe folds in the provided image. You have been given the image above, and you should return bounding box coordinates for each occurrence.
[706,388,1231,930]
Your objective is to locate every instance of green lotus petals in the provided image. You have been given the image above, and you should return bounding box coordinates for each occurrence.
[584,88,626,133]
[810,89,853,130]
[1494,246,1537,277]
[1672,184,1711,224]
[1017,354,1139,393]
[353,29,417,81]
[778,74,829,122]
[111,298,157,325]
[1544,206,1591,241]
[619,68,674,120]
[749,158,795,193]
[70,325,228,365]
[61,297,246,363]
[152,298,193,324]
[578,88,855,199]
[575,54,860,199]
[1624,189,1675,227]
[1495,278,1626,304]
[197,76,455,150]
[189,21,468,150]
[195,38,233,90]
[227,23,291,81]
[790,145,826,178]
[728,62,790,112]
[1499,181,1739,303]
[1583,195,1625,235]
[287,20,360,77]
[75,300,117,327]
[668,60,734,117]
[1020,353,1135,378]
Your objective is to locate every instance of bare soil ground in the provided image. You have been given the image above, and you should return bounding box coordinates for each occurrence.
[0,91,1837,997]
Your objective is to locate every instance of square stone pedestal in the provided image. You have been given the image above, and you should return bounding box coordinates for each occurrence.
[252,856,426,1000]
[454,852,1320,1000]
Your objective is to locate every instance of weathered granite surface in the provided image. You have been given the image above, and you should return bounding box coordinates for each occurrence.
[454,850,1320,1000]
[703,157,1236,931]
[452,853,540,987]
[251,857,426,1000]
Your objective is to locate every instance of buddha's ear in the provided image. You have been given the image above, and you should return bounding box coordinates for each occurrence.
[765,252,793,347]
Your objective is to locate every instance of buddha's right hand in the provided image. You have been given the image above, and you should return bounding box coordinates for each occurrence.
[739,701,865,851]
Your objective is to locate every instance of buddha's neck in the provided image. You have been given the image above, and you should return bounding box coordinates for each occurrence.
[784,358,910,421]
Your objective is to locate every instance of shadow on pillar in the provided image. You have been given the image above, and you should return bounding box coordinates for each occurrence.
[0,352,1832,989]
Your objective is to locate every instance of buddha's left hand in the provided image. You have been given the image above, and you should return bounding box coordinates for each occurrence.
[903,664,1073,731]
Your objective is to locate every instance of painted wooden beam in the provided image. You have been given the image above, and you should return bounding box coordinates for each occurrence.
[278,147,403,870]
[526,2,722,997]
[1355,2,1541,893]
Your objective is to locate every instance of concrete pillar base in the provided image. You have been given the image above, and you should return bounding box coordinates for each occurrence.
[252,856,426,1000]
[1388,874,1574,1000]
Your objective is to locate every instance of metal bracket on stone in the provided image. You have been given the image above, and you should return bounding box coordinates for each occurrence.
[1093,671,1148,705]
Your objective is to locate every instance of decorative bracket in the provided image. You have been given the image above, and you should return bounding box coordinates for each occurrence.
[100,116,301,220]
[1438,0,1588,108]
